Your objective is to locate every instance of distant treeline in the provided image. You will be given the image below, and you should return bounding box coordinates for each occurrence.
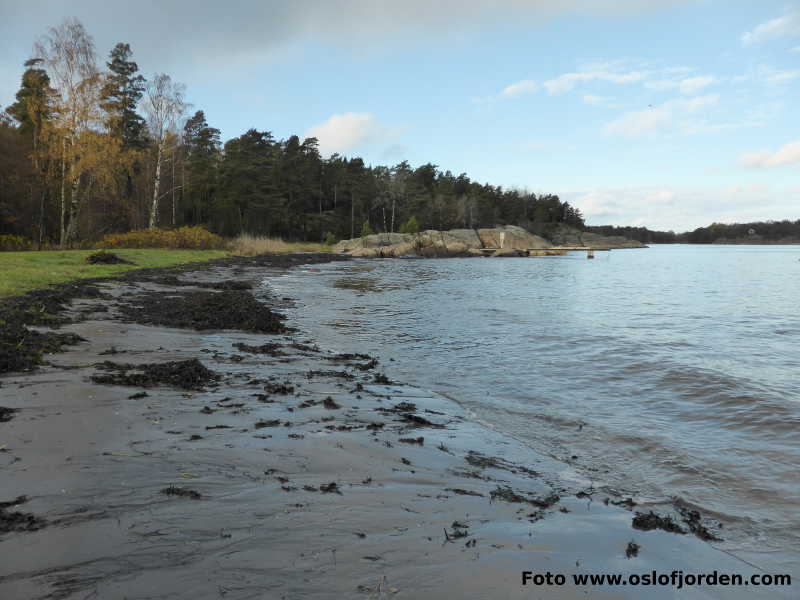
[585,225,678,244]
[679,220,800,244]
[587,220,800,244]
[0,18,584,248]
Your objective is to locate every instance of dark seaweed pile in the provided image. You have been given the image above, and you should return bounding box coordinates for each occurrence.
[0,496,47,534]
[92,359,218,391]
[0,406,18,423]
[145,275,253,290]
[85,251,133,265]
[0,321,86,374]
[119,290,286,333]
[0,280,104,374]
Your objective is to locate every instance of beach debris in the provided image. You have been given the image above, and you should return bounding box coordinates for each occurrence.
[626,541,640,558]
[319,482,342,495]
[255,419,281,429]
[444,488,484,497]
[92,358,218,391]
[233,342,284,356]
[128,391,148,399]
[399,436,424,445]
[323,396,341,409]
[402,413,444,428]
[373,373,394,385]
[290,342,320,353]
[160,485,201,499]
[490,486,560,508]
[675,504,722,541]
[264,381,294,395]
[632,511,686,534]
[306,369,354,380]
[610,497,637,509]
[444,520,469,542]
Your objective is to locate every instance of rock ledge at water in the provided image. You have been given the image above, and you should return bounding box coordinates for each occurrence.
[333,225,645,258]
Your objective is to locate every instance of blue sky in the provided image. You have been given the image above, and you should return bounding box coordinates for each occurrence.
[1,0,798,231]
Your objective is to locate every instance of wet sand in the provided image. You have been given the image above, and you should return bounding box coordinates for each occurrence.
[0,255,791,599]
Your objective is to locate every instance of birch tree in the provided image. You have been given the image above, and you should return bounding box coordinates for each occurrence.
[143,73,185,228]
[34,17,99,246]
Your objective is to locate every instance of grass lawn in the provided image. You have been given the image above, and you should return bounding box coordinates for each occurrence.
[0,249,229,298]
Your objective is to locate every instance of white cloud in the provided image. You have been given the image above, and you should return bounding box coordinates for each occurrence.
[763,68,800,84]
[582,94,612,105]
[544,64,647,94]
[472,79,539,103]
[499,79,539,98]
[603,94,719,137]
[646,75,717,94]
[563,185,798,232]
[739,140,800,168]
[306,112,389,157]
[741,12,800,46]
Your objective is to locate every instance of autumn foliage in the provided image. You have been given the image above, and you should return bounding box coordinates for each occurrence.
[95,226,225,250]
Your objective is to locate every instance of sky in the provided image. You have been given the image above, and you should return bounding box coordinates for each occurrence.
[0,0,798,232]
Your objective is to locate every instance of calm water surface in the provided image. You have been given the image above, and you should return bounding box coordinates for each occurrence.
[270,245,800,571]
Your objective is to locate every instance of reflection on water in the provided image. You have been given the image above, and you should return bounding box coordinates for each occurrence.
[273,245,800,572]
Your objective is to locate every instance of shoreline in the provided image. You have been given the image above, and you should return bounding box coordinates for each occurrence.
[0,254,790,599]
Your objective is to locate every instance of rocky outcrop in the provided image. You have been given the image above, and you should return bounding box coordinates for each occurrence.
[333,224,645,258]
[333,225,552,258]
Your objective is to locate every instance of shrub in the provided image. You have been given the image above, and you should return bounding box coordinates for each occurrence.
[399,216,420,234]
[360,221,374,237]
[323,231,337,246]
[0,235,33,251]
[96,226,225,250]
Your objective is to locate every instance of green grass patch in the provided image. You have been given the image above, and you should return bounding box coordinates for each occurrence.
[0,249,228,298]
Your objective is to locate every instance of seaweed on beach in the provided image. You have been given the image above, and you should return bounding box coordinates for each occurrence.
[144,274,253,290]
[119,290,286,333]
[264,381,294,395]
[233,342,284,356]
[92,358,217,391]
[319,482,342,494]
[160,485,202,500]
[464,451,539,478]
[675,504,722,541]
[323,396,341,409]
[489,486,560,508]
[0,495,48,533]
[0,322,86,374]
[444,488,483,497]
[306,369,354,380]
[0,406,18,423]
[632,511,686,534]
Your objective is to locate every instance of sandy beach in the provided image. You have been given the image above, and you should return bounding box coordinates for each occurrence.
[0,255,791,600]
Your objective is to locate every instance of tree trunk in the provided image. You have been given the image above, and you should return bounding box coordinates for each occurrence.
[59,138,67,247]
[171,148,176,227]
[64,174,81,245]
[391,197,395,233]
[149,141,163,228]
[350,191,354,239]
